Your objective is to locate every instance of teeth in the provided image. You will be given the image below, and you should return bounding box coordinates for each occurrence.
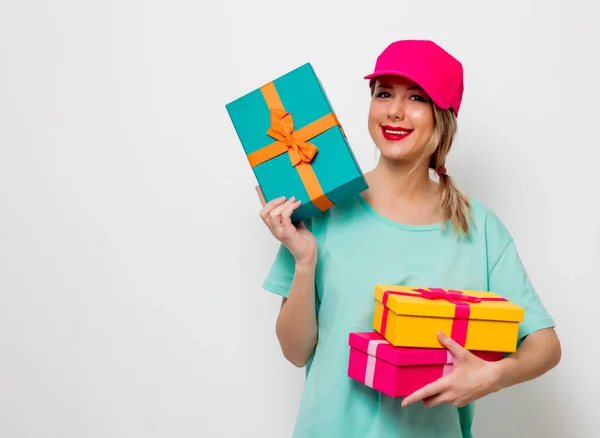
[385,129,410,135]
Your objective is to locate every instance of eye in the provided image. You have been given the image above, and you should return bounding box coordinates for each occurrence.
[376,91,391,98]
[409,94,428,103]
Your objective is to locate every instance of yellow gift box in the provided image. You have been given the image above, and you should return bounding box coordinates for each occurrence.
[373,285,525,352]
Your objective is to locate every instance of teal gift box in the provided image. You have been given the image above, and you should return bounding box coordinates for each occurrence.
[225,63,368,224]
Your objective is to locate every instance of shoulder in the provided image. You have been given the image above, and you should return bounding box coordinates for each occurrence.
[467,197,515,267]
[468,197,512,241]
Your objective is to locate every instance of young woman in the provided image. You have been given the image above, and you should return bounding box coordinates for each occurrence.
[256,39,561,438]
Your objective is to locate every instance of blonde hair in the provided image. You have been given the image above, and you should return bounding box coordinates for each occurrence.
[369,80,471,235]
[424,105,471,236]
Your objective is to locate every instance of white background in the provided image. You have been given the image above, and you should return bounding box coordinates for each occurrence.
[1,0,598,437]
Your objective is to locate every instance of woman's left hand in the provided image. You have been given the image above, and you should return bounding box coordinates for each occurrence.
[401,331,504,408]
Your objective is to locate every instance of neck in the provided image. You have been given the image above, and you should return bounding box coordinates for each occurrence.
[366,157,436,202]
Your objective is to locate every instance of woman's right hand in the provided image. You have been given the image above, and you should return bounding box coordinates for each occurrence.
[256,185,317,268]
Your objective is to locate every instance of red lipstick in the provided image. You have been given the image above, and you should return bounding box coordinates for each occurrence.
[381,125,413,141]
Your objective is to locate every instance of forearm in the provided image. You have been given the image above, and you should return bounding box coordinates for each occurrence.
[495,328,561,390]
[275,262,318,367]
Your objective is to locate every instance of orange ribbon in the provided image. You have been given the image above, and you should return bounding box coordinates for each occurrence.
[246,81,340,212]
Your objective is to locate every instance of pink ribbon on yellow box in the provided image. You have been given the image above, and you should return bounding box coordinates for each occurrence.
[380,288,508,347]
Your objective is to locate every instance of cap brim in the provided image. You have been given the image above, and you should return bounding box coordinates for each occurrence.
[363,70,451,111]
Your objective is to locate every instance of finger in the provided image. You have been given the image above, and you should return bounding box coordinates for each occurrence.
[259,196,286,222]
[401,377,448,407]
[255,185,267,206]
[270,196,296,217]
[422,393,451,408]
[281,200,302,227]
[268,197,297,226]
[437,331,469,360]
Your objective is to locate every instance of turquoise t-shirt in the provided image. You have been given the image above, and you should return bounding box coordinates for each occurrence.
[262,194,555,438]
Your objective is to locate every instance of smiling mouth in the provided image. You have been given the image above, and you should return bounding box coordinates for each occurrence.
[381,126,413,140]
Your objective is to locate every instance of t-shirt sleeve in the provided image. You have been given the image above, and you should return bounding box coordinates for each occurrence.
[261,243,296,298]
[488,238,555,341]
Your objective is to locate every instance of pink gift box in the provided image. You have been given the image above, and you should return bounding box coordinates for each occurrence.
[347,332,505,398]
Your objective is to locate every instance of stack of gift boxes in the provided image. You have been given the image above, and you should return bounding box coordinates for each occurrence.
[347,285,525,398]
[226,63,525,400]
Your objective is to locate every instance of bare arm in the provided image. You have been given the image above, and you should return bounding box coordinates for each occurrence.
[495,327,561,389]
[275,262,318,367]
[256,186,319,368]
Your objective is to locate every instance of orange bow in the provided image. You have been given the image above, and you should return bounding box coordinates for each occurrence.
[267,108,318,167]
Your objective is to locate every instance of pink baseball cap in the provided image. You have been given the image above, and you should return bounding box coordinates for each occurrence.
[364,40,464,116]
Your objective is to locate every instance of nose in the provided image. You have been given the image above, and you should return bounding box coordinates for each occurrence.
[387,96,405,120]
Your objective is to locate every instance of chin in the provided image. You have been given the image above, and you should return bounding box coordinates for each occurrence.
[377,142,415,161]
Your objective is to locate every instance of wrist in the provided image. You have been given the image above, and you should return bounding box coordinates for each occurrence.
[294,247,317,271]
[295,258,317,272]
[492,357,516,391]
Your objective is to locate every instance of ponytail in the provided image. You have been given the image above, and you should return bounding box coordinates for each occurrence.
[437,170,471,236]
[428,107,471,236]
